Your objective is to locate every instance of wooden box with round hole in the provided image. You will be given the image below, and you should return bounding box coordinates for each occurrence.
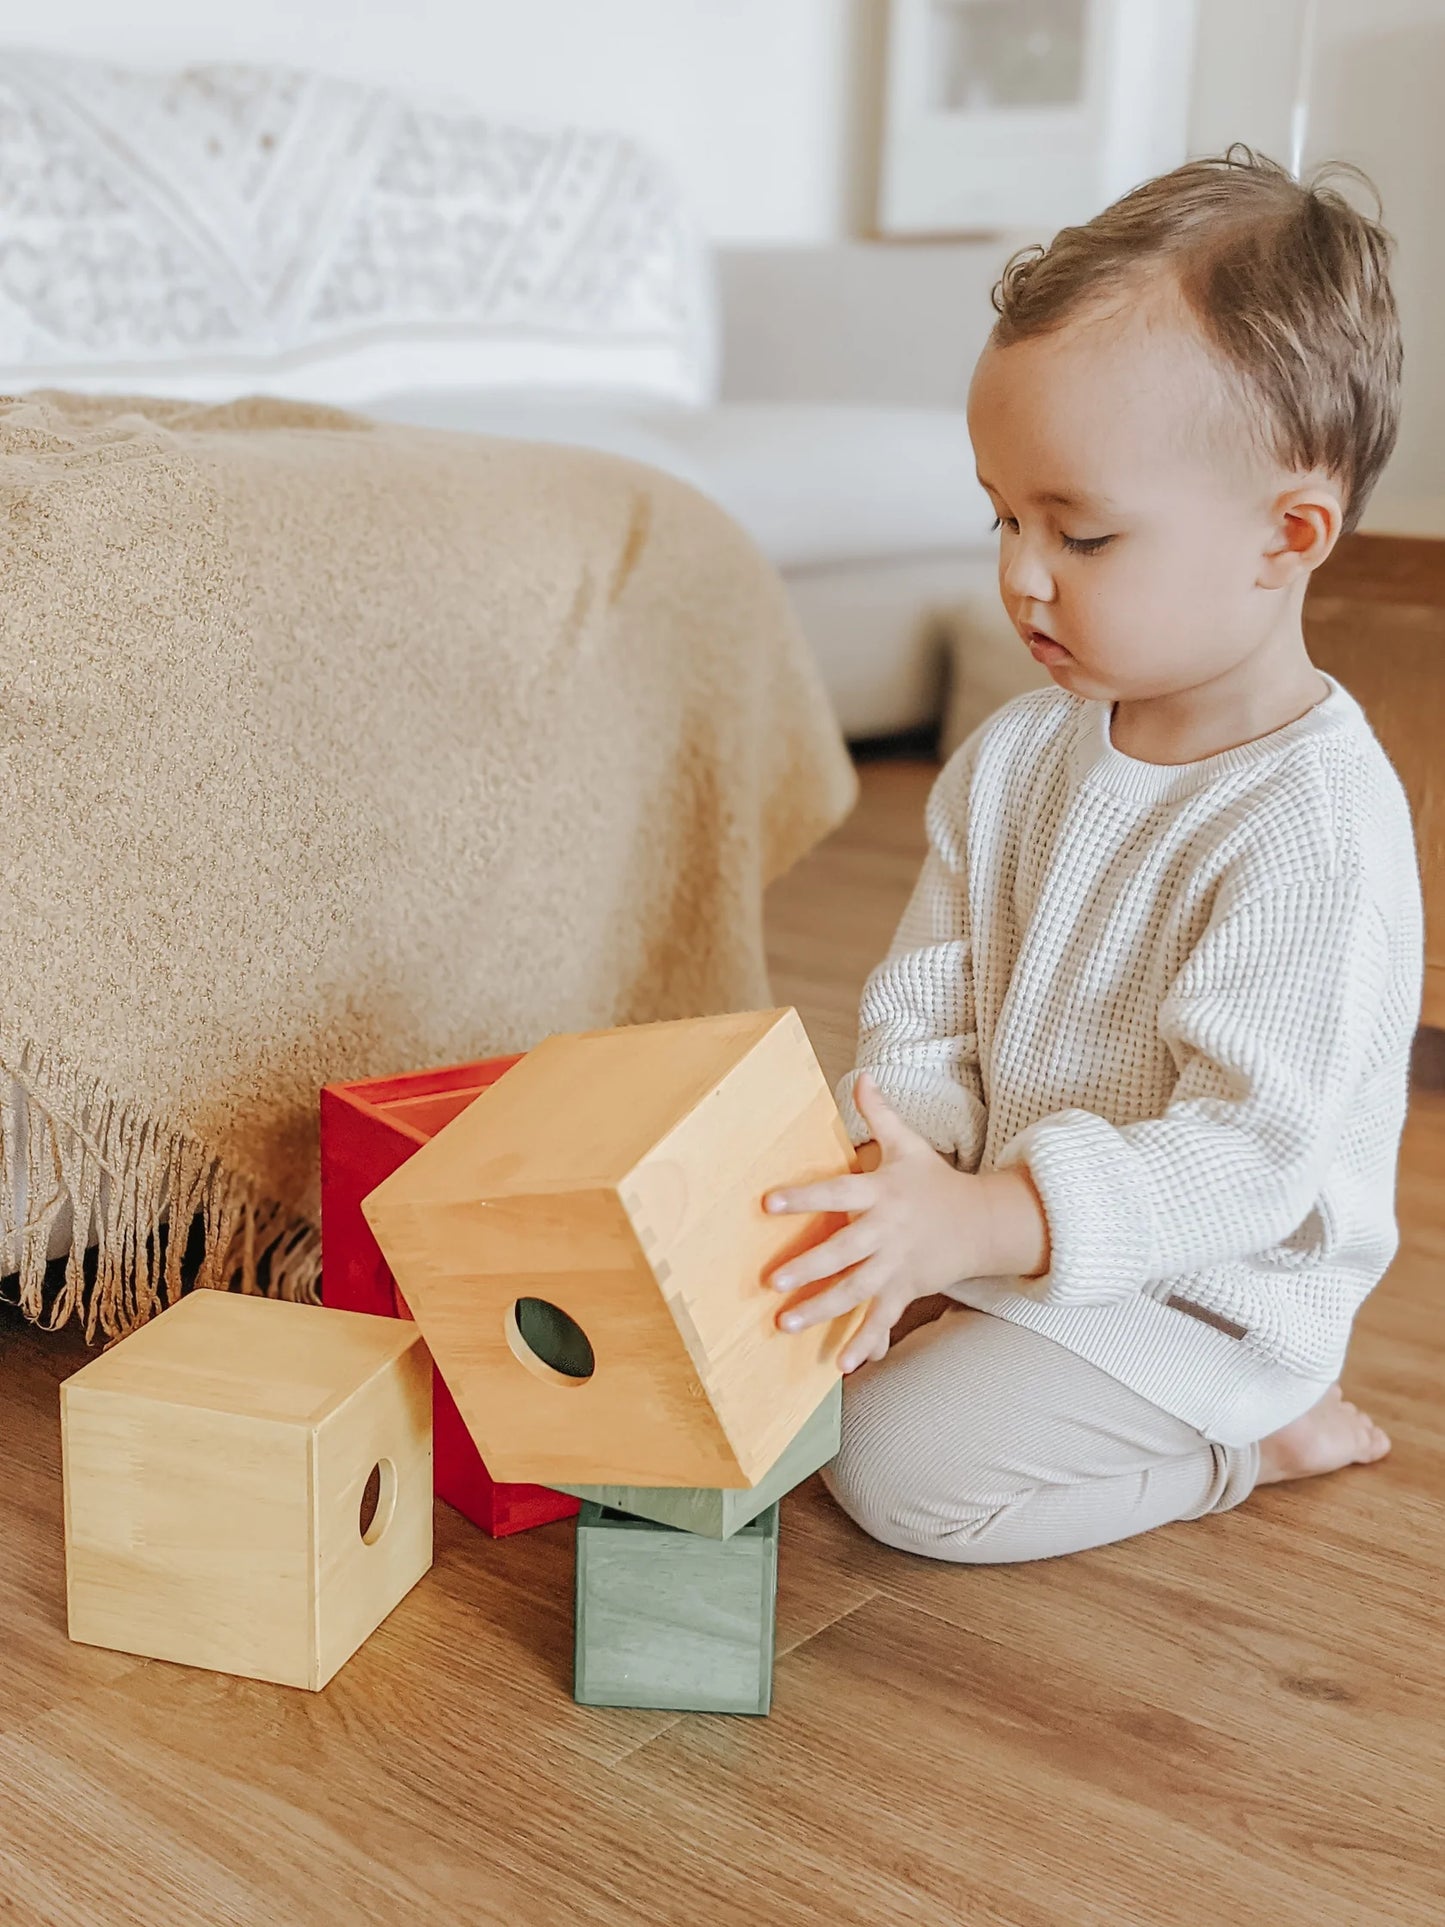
[360,1008,864,1491]
[60,1290,432,1690]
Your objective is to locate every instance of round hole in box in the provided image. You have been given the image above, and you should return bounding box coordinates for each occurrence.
[506,1297,595,1385]
[359,1458,398,1545]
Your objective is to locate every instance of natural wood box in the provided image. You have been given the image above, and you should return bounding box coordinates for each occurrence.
[62,1291,432,1690]
[361,1008,862,1491]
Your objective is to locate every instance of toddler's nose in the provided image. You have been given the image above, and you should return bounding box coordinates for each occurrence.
[1002,538,1056,607]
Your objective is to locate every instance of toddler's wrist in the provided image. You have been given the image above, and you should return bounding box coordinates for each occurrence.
[970,1166,1051,1281]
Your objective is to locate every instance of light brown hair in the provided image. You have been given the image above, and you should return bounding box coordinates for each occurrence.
[991,146,1402,533]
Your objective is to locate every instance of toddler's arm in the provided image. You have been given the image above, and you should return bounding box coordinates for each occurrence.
[995,872,1398,1308]
[771,861,1406,1365]
[836,744,987,1172]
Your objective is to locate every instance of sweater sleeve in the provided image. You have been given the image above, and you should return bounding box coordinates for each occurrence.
[993,873,1391,1306]
[835,746,988,1172]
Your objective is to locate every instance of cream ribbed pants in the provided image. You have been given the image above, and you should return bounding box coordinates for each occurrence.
[821,1307,1260,1564]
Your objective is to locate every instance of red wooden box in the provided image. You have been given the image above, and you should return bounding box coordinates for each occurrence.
[320,1054,580,1538]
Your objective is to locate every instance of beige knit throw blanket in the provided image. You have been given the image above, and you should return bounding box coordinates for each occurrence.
[0,393,856,1340]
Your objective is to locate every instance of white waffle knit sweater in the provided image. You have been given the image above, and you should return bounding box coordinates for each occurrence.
[837,674,1423,1446]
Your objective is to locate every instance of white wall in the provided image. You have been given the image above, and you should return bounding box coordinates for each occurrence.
[5,0,1444,516]
[0,0,878,246]
[1192,0,1445,527]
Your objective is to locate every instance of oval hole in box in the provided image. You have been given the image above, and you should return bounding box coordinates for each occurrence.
[359,1459,398,1545]
[507,1298,595,1386]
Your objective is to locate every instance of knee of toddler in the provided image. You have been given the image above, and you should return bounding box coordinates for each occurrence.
[822,1425,944,1558]
[823,1393,1016,1562]
[822,1447,1019,1563]
[821,1449,909,1553]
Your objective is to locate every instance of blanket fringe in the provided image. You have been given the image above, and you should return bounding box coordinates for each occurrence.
[0,1033,321,1342]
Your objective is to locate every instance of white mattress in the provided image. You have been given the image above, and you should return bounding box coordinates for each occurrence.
[363,392,996,573]
[784,552,1005,740]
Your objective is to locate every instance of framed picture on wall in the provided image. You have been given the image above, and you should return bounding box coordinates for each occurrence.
[877,0,1198,236]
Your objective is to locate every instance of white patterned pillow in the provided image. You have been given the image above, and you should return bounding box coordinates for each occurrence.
[0,50,718,406]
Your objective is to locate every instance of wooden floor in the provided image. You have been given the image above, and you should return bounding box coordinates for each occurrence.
[3,755,1443,1927]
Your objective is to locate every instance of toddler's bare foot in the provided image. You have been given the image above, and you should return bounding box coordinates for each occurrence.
[1256,1384,1391,1485]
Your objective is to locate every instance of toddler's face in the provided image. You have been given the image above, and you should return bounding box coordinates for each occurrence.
[967,299,1301,703]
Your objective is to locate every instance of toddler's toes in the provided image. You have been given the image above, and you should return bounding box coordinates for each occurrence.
[1257,1386,1392,1485]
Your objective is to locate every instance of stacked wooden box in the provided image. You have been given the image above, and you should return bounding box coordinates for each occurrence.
[362,1007,861,1715]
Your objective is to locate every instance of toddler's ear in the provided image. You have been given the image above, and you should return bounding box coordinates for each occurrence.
[1259,478,1344,588]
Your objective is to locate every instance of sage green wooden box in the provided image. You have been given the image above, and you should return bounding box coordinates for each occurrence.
[573,1501,780,1716]
[554,1380,840,1540]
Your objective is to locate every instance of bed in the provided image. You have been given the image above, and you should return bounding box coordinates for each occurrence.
[1,53,928,1337]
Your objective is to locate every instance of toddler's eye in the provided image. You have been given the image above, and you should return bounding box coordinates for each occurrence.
[1062,533,1115,556]
[990,515,1019,534]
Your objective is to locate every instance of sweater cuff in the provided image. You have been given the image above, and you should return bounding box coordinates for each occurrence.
[994,1110,1157,1305]
[834,1069,868,1147]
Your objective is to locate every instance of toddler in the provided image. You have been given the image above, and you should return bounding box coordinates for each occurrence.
[764,148,1424,1564]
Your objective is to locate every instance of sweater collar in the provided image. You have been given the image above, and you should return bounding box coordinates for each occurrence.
[1068,672,1364,804]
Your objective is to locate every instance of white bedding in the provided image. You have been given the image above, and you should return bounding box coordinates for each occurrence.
[0,50,718,408]
[364,392,995,571]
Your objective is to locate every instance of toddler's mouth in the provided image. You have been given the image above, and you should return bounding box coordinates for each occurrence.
[1024,626,1072,662]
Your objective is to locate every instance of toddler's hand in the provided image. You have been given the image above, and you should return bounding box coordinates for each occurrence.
[763,1072,992,1372]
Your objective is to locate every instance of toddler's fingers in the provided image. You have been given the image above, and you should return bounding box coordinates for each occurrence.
[769,1219,877,1293]
[840,1302,894,1374]
[776,1259,884,1334]
[764,1173,875,1217]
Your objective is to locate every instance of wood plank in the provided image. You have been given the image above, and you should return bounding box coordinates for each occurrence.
[617,1591,1432,1927]
[0,1315,147,1739]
